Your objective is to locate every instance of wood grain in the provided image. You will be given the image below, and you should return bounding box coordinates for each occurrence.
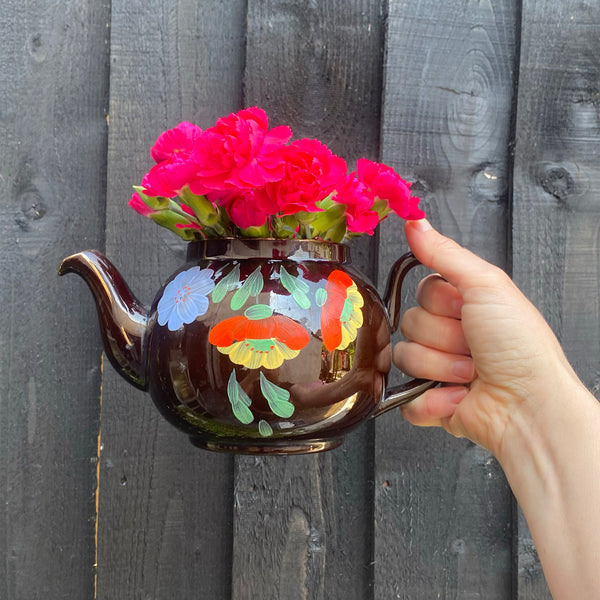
[0,0,110,597]
[96,1,247,598]
[374,0,517,596]
[512,1,600,597]
[4,1,599,597]
[232,1,384,598]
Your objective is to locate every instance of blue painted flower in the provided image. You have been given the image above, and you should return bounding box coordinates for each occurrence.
[157,267,215,331]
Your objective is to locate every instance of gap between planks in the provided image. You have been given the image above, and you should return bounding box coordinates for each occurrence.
[93,353,104,600]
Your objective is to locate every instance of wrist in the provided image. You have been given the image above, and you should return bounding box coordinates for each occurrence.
[495,368,600,598]
[496,361,590,489]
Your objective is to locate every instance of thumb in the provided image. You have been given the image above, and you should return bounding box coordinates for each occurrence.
[404,219,498,294]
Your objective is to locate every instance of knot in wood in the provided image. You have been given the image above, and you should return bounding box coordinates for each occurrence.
[540,165,574,202]
[472,163,506,203]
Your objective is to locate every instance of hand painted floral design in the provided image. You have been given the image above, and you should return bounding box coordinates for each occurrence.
[319,270,364,351]
[157,267,215,331]
[208,304,310,369]
[279,266,311,309]
[258,419,273,437]
[226,370,254,425]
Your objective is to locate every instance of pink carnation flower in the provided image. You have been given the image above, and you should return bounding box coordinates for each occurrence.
[141,155,199,198]
[334,175,380,235]
[208,189,269,229]
[255,138,347,216]
[150,121,202,163]
[190,107,292,193]
[356,159,425,220]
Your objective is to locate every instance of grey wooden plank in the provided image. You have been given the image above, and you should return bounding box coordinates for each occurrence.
[512,2,600,598]
[0,0,110,597]
[375,0,517,597]
[95,2,247,598]
[232,1,384,598]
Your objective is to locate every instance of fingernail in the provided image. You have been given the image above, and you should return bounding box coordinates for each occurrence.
[451,358,475,380]
[452,297,464,315]
[447,387,468,404]
[409,218,432,232]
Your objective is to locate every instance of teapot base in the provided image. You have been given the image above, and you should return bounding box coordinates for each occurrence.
[189,435,343,455]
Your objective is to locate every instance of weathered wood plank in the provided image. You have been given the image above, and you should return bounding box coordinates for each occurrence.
[512,1,600,597]
[232,1,384,598]
[0,0,110,597]
[95,2,247,598]
[375,0,517,596]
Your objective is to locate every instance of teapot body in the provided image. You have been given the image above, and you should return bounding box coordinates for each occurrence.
[145,238,392,454]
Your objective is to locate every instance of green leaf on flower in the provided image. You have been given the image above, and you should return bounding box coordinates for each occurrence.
[231,266,264,310]
[295,211,316,225]
[227,370,254,424]
[258,419,273,437]
[322,220,347,243]
[259,372,294,419]
[315,193,335,210]
[310,202,346,241]
[280,267,311,309]
[271,215,299,239]
[371,198,390,219]
[212,263,241,303]
[239,221,270,238]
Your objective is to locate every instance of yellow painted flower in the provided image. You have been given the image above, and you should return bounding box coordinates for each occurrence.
[208,304,310,369]
[320,270,364,351]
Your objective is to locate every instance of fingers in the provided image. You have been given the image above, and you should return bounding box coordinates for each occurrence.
[401,307,469,355]
[393,341,476,383]
[400,386,469,427]
[405,219,508,295]
[416,274,463,319]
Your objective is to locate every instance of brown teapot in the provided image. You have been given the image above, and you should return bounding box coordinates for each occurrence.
[59,238,435,455]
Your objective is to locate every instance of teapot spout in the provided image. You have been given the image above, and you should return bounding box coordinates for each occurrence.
[59,250,148,390]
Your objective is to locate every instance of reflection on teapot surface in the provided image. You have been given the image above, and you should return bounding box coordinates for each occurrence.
[59,238,434,454]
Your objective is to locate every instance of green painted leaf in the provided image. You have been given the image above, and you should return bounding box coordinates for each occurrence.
[280,266,311,309]
[231,266,264,310]
[212,263,240,303]
[231,400,253,424]
[246,266,264,296]
[340,297,354,322]
[244,304,273,320]
[227,371,254,423]
[315,288,328,307]
[259,372,295,418]
[258,420,273,437]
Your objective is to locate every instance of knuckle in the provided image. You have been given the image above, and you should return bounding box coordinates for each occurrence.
[399,307,418,339]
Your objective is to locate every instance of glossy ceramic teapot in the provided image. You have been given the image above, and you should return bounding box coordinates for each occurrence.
[59,238,435,454]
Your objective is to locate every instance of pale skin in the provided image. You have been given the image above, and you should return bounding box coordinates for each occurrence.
[394,219,600,600]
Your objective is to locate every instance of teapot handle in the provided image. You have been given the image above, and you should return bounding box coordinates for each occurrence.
[373,252,438,418]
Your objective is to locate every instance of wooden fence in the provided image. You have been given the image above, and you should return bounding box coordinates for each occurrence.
[1,0,599,598]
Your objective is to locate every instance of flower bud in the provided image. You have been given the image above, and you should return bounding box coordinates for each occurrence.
[132,186,170,211]
[149,210,201,241]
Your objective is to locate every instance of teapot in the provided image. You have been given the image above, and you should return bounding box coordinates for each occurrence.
[59,238,435,454]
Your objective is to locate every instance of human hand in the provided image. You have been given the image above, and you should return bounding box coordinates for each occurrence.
[394,219,581,457]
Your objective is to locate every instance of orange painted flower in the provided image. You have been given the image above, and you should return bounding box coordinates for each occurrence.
[320,271,364,351]
[208,304,310,369]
